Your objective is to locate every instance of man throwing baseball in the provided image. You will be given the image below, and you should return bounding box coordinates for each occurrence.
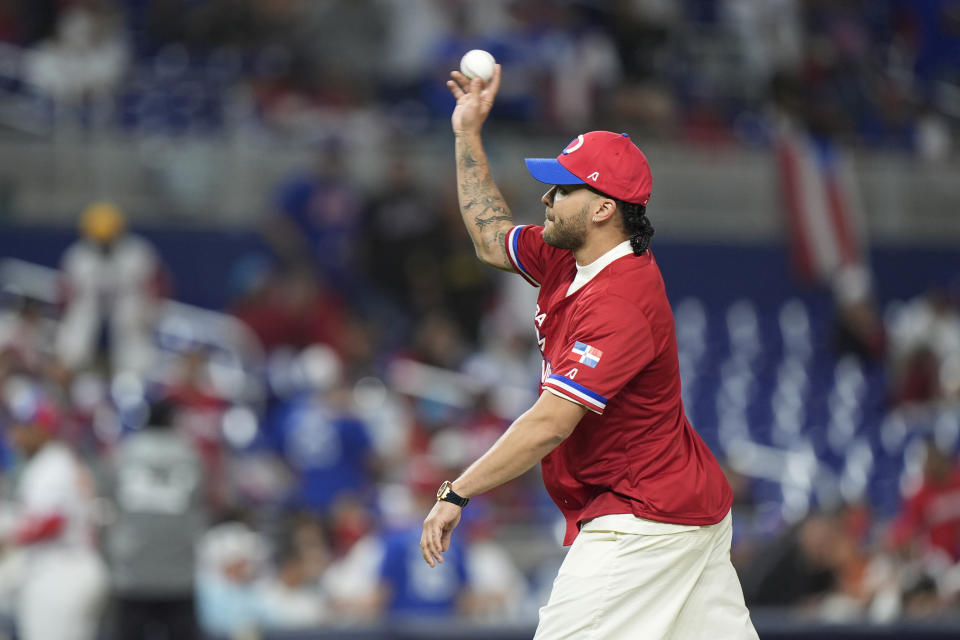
[419,63,759,639]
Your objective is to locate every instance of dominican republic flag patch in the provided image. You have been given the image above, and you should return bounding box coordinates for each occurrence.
[572,342,603,368]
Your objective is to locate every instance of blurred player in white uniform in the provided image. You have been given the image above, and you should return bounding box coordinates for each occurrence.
[2,401,108,640]
[56,201,166,375]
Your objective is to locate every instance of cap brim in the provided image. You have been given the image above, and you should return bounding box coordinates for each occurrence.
[524,158,584,186]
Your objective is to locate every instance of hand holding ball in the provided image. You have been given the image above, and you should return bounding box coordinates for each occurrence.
[459,49,496,82]
[448,49,499,134]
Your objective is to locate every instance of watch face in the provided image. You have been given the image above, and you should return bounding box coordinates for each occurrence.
[437,481,450,500]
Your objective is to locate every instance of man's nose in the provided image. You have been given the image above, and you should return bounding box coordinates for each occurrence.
[541,187,555,207]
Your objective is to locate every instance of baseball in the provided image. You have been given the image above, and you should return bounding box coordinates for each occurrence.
[459,49,496,82]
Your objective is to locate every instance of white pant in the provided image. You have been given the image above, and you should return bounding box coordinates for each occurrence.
[18,548,109,640]
[535,511,758,640]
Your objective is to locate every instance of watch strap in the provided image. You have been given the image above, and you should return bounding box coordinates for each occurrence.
[438,481,469,508]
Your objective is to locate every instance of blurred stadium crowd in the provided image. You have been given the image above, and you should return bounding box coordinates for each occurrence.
[0,1,958,639]
[0,0,957,151]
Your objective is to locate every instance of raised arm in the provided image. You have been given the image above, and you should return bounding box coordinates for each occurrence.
[447,66,515,271]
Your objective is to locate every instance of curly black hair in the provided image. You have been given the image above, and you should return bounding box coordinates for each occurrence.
[620,200,655,255]
[586,186,655,255]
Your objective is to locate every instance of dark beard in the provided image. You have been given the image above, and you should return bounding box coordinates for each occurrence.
[542,206,589,250]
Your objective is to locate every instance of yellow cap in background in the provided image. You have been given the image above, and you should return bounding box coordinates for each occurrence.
[80,201,125,243]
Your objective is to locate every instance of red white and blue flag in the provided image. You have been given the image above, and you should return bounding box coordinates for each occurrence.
[572,342,603,368]
[774,122,867,284]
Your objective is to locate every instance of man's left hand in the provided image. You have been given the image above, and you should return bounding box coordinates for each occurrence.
[420,500,462,567]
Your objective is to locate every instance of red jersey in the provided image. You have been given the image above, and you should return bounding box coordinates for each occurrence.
[505,225,733,544]
[889,469,960,561]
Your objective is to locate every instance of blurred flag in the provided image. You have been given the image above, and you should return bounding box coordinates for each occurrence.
[775,126,867,284]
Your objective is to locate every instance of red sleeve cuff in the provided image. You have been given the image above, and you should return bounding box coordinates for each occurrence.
[15,513,65,545]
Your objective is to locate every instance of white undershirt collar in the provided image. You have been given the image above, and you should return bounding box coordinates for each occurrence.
[566,240,633,296]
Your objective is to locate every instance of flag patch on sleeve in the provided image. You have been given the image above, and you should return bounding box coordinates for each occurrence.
[571,342,603,368]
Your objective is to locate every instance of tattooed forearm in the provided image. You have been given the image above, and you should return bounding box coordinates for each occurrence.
[454,135,515,270]
[493,228,509,257]
[475,214,512,229]
[459,146,479,169]
[464,192,508,217]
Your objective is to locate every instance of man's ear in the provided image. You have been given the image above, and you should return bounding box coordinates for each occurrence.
[592,198,618,223]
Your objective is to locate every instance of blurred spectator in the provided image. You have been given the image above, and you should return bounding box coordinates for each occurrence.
[889,440,960,563]
[257,537,330,631]
[350,376,415,474]
[0,394,108,640]
[888,288,960,407]
[196,519,269,638]
[56,201,169,377]
[460,511,530,622]
[104,399,206,640]
[0,0,952,147]
[362,157,444,313]
[375,0,454,87]
[722,0,802,86]
[269,269,349,355]
[742,505,895,622]
[320,499,385,622]
[740,520,834,608]
[231,267,349,356]
[377,476,473,620]
[408,312,470,371]
[0,295,56,377]
[541,4,623,130]
[328,495,376,560]
[161,349,231,510]
[53,368,115,456]
[432,187,498,339]
[226,258,283,348]
[419,2,535,122]
[24,4,128,107]
[915,106,953,162]
[164,347,225,409]
[263,139,364,296]
[891,346,942,407]
[831,263,886,363]
[462,324,539,420]
[265,346,376,513]
[795,511,896,622]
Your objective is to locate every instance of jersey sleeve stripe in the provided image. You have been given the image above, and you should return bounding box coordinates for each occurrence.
[506,226,540,287]
[545,387,604,414]
[544,375,606,413]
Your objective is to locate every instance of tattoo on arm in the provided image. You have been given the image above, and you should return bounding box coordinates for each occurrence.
[493,228,508,256]
[456,140,514,268]
[460,147,479,169]
[475,214,513,229]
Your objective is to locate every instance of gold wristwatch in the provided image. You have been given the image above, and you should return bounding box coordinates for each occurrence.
[436,480,469,508]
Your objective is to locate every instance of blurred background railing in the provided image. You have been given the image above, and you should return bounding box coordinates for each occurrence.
[0,135,958,245]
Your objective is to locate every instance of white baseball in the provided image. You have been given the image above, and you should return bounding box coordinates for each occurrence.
[459,49,496,82]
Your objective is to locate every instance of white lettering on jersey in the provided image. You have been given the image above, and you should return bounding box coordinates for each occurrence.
[567,368,578,380]
[534,304,547,328]
[535,304,548,353]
